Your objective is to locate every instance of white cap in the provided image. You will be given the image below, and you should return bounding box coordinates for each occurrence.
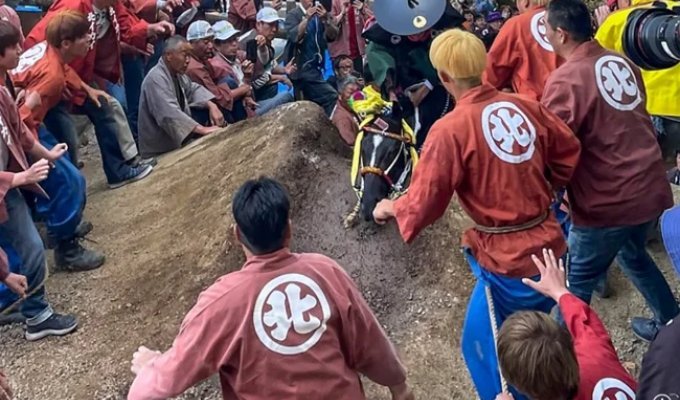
[256,7,283,23]
[212,21,240,41]
[186,20,214,41]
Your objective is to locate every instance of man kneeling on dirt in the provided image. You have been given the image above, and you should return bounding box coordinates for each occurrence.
[138,35,225,158]
[128,177,414,400]
[372,29,581,400]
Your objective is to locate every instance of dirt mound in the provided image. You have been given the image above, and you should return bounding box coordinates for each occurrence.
[2,101,677,400]
[0,102,476,399]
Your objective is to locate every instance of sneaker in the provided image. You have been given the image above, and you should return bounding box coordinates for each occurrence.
[25,313,78,341]
[126,155,157,168]
[55,238,106,272]
[631,316,661,342]
[108,164,153,190]
[74,220,93,238]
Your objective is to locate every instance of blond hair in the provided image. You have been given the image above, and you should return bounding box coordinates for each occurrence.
[497,311,579,400]
[533,0,550,6]
[429,29,487,80]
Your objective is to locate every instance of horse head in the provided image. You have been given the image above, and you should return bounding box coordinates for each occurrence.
[358,103,410,221]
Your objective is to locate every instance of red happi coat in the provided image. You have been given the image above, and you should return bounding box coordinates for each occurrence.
[393,84,581,277]
[24,0,148,104]
[483,6,561,101]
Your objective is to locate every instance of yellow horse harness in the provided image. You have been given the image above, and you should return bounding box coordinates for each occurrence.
[350,114,420,199]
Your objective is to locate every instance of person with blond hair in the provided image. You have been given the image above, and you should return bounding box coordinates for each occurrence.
[483,0,560,100]
[496,249,637,400]
[372,28,581,400]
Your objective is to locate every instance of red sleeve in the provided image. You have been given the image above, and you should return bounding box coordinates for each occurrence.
[393,119,463,243]
[25,0,87,48]
[537,103,581,188]
[186,64,234,111]
[483,21,519,91]
[128,284,240,400]
[126,0,157,23]
[336,266,407,387]
[560,293,619,354]
[540,74,583,137]
[0,247,8,281]
[115,1,149,50]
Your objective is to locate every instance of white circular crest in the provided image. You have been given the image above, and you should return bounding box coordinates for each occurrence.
[481,101,537,164]
[253,273,331,356]
[530,11,554,52]
[591,377,636,400]
[13,41,47,74]
[595,55,642,111]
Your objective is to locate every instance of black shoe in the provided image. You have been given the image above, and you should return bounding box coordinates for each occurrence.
[108,164,153,189]
[74,220,93,238]
[25,313,78,341]
[55,238,106,272]
[45,221,93,250]
[631,317,661,342]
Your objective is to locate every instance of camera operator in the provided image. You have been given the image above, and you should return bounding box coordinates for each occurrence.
[595,0,680,161]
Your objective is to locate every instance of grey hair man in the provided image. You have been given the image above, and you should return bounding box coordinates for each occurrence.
[138,35,226,157]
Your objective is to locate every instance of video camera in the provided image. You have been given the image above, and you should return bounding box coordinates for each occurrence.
[623,1,680,70]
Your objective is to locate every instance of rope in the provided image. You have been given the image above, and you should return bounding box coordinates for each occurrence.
[1,260,49,316]
[485,284,509,394]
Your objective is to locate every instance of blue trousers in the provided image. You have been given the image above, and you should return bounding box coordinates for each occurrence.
[34,126,86,241]
[461,250,555,400]
[0,190,52,323]
[567,220,679,323]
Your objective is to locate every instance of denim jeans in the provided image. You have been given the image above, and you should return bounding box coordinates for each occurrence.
[121,54,146,141]
[76,96,136,184]
[568,220,679,323]
[0,190,53,324]
[256,92,294,116]
[293,68,338,117]
[43,103,80,166]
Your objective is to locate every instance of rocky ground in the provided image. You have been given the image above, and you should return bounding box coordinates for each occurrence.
[0,102,677,399]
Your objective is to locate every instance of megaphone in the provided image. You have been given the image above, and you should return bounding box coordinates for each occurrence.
[372,0,447,36]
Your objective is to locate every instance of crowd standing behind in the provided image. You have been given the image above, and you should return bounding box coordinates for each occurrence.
[0,0,678,399]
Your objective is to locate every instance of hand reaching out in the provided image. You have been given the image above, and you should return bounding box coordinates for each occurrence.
[522,248,570,302]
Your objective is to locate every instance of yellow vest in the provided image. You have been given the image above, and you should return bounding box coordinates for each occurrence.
[595,0,680,117]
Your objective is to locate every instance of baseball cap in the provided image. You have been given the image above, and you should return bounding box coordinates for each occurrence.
[212,21,240,41]
[256,7,284,23]
[186,20,214,41]
[661,205,680,277]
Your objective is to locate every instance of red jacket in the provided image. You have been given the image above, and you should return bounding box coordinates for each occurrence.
[393,84,580,277]
[128,249,407,399]
[25,0,148,103]
[561,294,637,400]
[0,82,47,280]
[483,6,560,101]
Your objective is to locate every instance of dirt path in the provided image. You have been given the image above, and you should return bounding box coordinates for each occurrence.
[0,103,677,399]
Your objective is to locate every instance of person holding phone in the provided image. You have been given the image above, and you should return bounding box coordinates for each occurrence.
[239,7,297,103]
[328,0,372,75]
[283,0,339,116]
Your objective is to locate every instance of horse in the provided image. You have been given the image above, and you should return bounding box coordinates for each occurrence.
[345,94,419,227]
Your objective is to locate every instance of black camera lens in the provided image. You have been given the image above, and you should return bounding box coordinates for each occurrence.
[623,2,680,70]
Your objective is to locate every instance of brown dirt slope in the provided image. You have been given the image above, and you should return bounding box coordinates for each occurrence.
[0,102,476,399]
[1,101,678,399]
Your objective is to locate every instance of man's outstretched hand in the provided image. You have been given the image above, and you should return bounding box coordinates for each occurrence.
[522,248,570,302]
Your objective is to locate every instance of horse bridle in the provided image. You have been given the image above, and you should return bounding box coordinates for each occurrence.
[359,124,414,190]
